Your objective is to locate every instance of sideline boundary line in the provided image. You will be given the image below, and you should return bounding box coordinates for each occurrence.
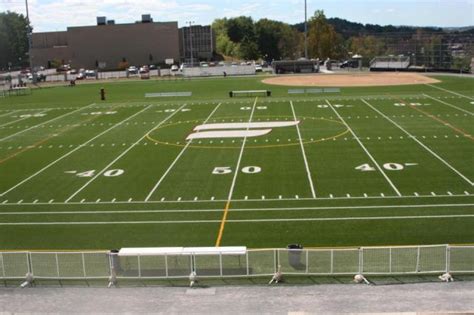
[0,105,153,197]
[144,103,222,201]
[64,103,188,202]
[1,192,472,206]
[2,214,474,225]
[326,99,402,196]
[1,203,472,215]
[0,103,96,142]
[362,99,473,186]
[290,100,317,198]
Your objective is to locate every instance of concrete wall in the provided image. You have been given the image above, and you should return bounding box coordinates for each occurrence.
[31,22,180,70]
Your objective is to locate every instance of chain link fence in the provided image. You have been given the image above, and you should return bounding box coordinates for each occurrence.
[1,245,473,282]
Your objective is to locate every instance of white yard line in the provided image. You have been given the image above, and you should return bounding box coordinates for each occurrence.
[2,214,473,225]
[0,103,96,142]
[0,110,21,118]
[423,94,474,116]
[362,98,474,186]
[0,116,34,128]
[1,203,472,215]
[226,97,259,201]
[426,84,474,100]
[325,99,402,196]
[1,192,472,206]
[144,103,222,202]
[290,100,317,198]
[0,109,52,128]
[64,103,188,202]
[0,105,153,197]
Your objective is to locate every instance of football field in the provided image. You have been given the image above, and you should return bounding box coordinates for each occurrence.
[0,75,473,249]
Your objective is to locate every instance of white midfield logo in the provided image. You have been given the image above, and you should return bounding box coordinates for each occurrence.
[186,121,300,140]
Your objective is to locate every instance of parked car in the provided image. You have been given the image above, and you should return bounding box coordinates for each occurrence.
[84,70,96,79]
[149,65,157,70]
[340,60,359,68]
[127,66,138,74]
[139,66,149,74]
[57,64,71,72]
[255,65,263,72]
[170,65,179,72]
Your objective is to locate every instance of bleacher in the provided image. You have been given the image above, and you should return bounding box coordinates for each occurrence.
[370,56,410,71]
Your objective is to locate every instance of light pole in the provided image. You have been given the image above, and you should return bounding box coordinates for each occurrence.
[304,0,308,59]
[187,21,195,67]
[25,0,34,79]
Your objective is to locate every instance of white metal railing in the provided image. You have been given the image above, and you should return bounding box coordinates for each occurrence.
[1,245,472,283]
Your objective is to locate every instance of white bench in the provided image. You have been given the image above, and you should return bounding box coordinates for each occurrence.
[230,90,271,97]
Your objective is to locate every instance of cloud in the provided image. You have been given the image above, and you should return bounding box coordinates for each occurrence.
[6,0,215,31]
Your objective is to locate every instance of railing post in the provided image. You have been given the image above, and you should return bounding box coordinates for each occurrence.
[359,248,363,274]
[27,252,33,275]
[446,245,450,273]
[219,252,223,277]
[81,253,86,278]
[416,246,421,272]
[55,253,60,278]
[246,251,249,276]
[137,255,141,278]
[0,253,4,278]
[305,250,309,274]
[165,254,169,278]
[274,250,278,273]
[389,247,392,274]
[330,249,334,274]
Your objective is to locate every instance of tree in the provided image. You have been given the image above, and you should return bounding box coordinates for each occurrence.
[307,10,341,59]
[226,16,255,43]
[0,11,31,70]
[348,35,386,65]
[255,19,281,60]
[278,24,304,59]
[255,19,303,60]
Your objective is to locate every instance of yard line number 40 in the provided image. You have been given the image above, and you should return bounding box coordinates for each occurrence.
[65,169,124,177]
[355,163,418,171]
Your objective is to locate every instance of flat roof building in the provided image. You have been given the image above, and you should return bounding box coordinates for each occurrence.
[31,16,180,70]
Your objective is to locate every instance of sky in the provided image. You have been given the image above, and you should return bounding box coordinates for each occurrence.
[0,0,473,32]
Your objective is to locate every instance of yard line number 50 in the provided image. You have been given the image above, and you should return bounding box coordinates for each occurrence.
[212,166,261,174]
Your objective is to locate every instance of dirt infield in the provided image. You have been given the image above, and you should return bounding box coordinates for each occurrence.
[262,72,440,87]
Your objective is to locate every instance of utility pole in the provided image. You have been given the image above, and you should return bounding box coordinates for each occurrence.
[187,21,195,67]
[304,0,308,59]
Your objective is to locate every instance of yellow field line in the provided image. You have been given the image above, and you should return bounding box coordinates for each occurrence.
[215,200,231,247]
[390,94,473,141]
[0,104,120,165]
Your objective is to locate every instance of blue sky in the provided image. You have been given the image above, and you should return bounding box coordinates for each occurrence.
[1,0,473,32]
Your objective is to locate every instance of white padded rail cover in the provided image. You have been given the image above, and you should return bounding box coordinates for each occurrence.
[118,246,247,256]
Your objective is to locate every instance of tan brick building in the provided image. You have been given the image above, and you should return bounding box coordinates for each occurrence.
[31,17,180,70]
